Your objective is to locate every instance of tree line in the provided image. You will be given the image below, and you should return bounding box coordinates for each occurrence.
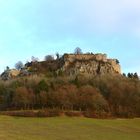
[0,74,139,118]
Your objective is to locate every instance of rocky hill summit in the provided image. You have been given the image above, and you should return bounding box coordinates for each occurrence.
[60,53,121,76]
[0,53,121,80]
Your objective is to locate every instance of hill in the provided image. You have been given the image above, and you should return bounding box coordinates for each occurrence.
[0,51,139,118]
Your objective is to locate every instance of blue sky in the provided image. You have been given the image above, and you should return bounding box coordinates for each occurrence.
[0,0,139,74]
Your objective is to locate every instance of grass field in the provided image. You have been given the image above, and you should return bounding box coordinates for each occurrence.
[0,116,140,140]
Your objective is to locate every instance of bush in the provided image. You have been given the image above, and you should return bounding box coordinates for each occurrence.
[37,109,61,117]
[83,110,111,119]
[65,111,82,117]
[0,111,36,117]
[0,109,61,117]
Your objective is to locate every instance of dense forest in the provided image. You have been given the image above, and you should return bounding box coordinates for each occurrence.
[0,73,139,118]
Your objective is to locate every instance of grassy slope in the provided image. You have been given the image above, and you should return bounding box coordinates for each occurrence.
[0,116,140,140]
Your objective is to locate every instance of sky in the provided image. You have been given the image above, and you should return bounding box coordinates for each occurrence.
[0,0,139,74]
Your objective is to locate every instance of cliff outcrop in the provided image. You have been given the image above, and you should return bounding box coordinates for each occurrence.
[60,53,121,76]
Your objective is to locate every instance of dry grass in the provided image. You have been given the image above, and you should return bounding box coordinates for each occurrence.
[0,116,140,140]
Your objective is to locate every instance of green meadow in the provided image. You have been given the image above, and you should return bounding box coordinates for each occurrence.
[0,116,140,140]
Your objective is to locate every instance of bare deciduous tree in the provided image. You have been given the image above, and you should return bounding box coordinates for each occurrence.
[74,47,82,54]
[15,61,24,70]
[31,56,39,62]
[56,52,60,60]
[44,55,54,61]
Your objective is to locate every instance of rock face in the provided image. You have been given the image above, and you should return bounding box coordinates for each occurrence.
[60,53,121,76]
[1,69,20,80]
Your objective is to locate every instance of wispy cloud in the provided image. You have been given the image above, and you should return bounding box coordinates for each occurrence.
[69,0,140,35]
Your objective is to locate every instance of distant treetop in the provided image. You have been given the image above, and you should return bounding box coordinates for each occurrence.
[15,61,24,70]
[74,47,83,54]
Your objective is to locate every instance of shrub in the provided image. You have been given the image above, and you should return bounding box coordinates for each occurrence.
[65,111,82,117]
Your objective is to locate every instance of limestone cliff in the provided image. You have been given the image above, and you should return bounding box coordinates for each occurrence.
[0,53,121,80]
[60,53,121,76]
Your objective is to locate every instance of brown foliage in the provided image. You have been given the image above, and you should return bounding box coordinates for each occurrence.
[0,74,140,118]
